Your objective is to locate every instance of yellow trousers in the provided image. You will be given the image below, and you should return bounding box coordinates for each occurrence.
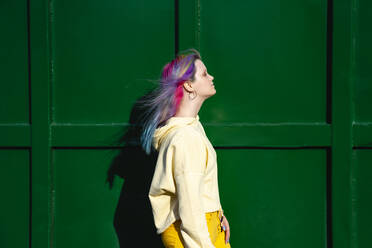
[161,210,231,248]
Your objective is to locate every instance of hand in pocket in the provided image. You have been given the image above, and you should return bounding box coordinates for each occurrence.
[220,215,230,244]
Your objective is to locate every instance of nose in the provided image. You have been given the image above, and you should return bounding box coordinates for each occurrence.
[210,74,214,80]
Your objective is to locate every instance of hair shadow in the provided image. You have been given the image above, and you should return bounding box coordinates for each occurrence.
[106,88,163,247]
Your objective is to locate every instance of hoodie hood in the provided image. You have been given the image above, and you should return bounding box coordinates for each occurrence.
[152,115,200,151]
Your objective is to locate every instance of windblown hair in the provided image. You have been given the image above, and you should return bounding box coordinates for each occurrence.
[139,48,202,154]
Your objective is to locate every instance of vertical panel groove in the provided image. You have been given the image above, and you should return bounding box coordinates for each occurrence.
[350,1,359,247]
[326,0,333,124]
[49,0,55,124]
[350,150,358,248]
[326,1,334,247]
[350,0,358,125]
[195,0,200,50]
[29,0,52,247]
[326,147,333,248]
[29,148,32,248]
[175,0,179,56]
[48,1,56,248]
[26,0,32,246]
[331,0,353,247]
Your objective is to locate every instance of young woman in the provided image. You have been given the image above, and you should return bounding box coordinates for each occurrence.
[139,48,231,248]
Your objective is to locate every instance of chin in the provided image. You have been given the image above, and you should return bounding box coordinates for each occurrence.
[204,89,217,99]
[208,90,217,98]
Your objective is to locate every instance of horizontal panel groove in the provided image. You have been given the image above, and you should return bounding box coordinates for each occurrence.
[353,123,372,147]
[204,122,331,127]
[206,123,331,147]
[0,124,30,147]
[51,123,130,147]
[51,123,331,147]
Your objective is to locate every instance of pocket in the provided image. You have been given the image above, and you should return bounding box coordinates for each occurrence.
[214,229,232,248]
[216,212,223,233]
[205,211,220,243]
[215,213,231,247]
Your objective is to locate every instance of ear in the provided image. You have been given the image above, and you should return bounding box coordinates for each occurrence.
[182,81,194,93]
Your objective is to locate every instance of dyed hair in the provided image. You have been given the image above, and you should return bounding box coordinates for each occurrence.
[139,48,202,154]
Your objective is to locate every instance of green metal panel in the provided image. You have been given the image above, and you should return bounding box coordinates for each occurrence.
[52,0,174,123]
[0,0,30,148]
[0,150,30,247]
[0,0,32,248]
[354,0,372,123]
[0,0,29,124]
[197,0,327,124]
[352,2,372,248]
[352,150,372,248]
[1,0,371,247]
[218,149,326,247]
[353,0,372,147]
[54,150,122,247]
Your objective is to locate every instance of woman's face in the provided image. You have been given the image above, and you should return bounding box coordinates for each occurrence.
[190,59,216,99]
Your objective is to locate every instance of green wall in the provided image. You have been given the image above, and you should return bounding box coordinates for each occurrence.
[0,0,371,247]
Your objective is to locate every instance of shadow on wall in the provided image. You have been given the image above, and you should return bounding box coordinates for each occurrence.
[105,89,163,248]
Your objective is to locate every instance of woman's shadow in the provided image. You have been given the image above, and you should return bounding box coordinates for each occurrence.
[106,89,164,247]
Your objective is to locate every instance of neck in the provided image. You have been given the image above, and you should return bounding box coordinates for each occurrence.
[174,93,205,118]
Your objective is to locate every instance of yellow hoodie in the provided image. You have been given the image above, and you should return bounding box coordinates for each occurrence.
[148,114,223,248]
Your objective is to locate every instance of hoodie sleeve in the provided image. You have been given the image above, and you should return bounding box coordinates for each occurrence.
[171,129,215,248]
